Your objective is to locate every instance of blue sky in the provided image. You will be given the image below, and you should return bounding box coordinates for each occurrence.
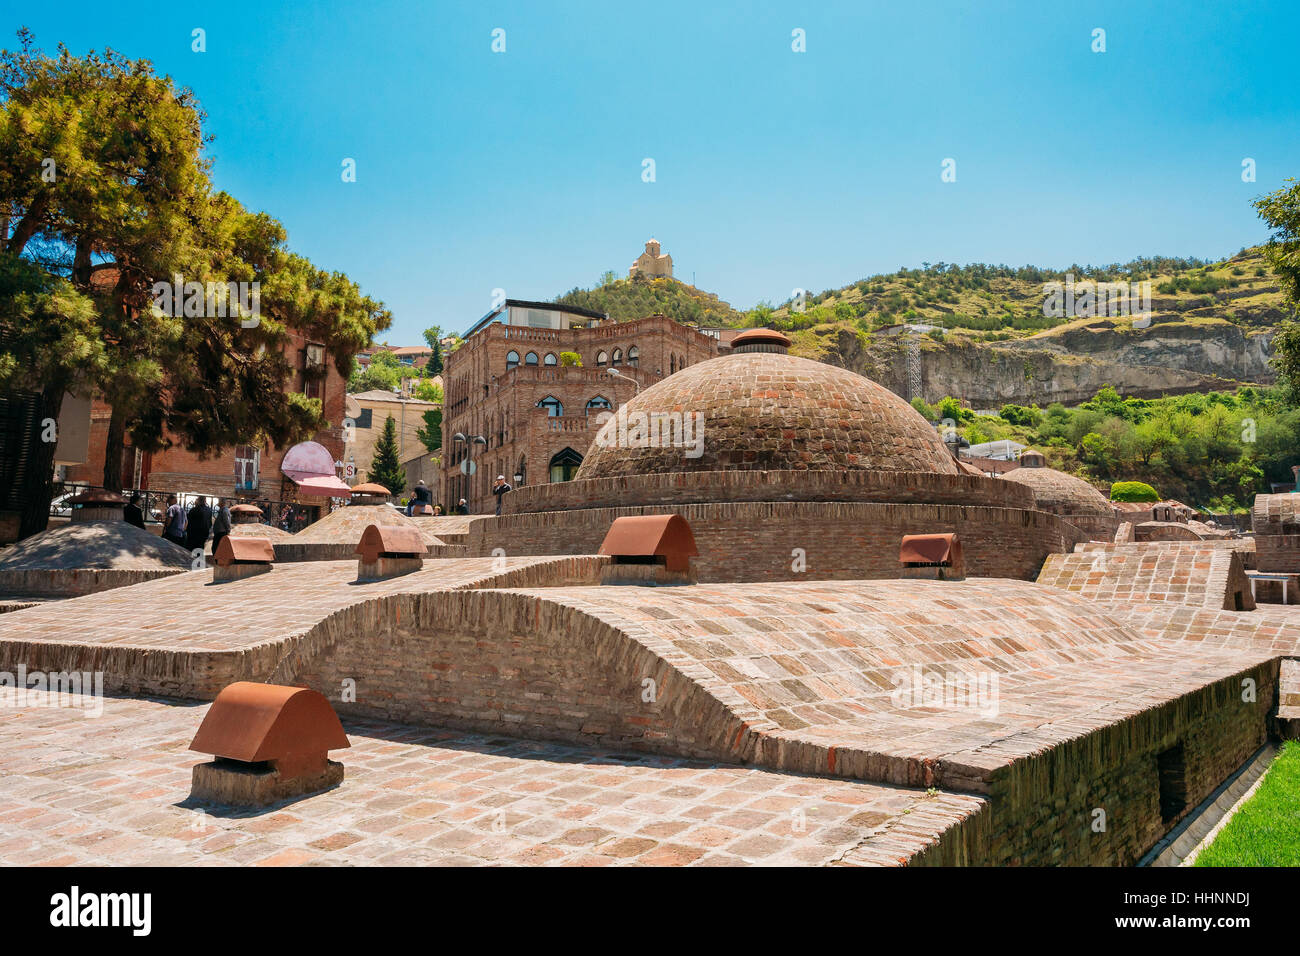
[12,1,1300,341]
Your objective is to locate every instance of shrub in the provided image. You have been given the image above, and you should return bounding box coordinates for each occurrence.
[1110,480,1160,502]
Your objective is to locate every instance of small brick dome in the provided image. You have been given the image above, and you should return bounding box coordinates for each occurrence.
[1002,466,1112,516]
[577,352,959,478]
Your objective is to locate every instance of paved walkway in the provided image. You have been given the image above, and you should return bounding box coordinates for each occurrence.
[0,693,982,866]
[0,557,595,653]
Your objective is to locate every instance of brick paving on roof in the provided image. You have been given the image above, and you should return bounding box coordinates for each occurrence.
[0,692,983,867]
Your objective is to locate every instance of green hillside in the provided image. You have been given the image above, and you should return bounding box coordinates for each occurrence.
[555,273,746,327]
[552,249,1291,355]
[762,247,1289,349]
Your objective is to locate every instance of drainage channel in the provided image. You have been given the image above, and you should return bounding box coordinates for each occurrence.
[1138,741,1278,867]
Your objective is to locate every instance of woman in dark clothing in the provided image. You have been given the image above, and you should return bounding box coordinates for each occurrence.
[184,495,212,553]
[123,494,146,529]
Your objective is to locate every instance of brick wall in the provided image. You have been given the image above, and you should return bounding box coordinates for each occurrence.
[1257,535,1300,573]
[506,468,1037,514]
[290,590,744,761]
[1038,548,1255,610]
[986,664,1273,865]
[283,585,1276,867]
[464,500,1076,582]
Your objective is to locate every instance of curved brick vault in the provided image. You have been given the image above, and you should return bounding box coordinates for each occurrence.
[0,565,1292,865]
[273,581,1279,811]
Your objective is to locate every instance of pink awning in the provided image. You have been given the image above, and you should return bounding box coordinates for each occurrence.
[292,475,353,496]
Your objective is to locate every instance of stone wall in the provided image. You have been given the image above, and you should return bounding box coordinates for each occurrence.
[0,567,185,597]
[0,557,608,700]
[288,590,745,761]
[507,468,1036,514]
[987,663,1273,866]
[1136,521,1204,542]
[466,500,1076,582]
[1038,547,1255,611]
[1257,534,1300,573]
[283,586,1276,867]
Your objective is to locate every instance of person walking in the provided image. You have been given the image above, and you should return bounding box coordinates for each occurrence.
[491,475,513,516]
[184,495,213,555]
[123,493,146,529]
[456,498,469,515]
[211,498,232,556]
[162,494,187,546]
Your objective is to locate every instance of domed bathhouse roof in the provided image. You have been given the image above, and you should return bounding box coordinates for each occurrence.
[1001,465,1113,517]
[576,351,960,480]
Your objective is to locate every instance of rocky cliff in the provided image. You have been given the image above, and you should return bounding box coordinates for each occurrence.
[814,319,1274,407]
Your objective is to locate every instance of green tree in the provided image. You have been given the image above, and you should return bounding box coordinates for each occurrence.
[1110,480,1160,502]
[1254,179,1300,401]
[0,253,105,535]
[559,351,582,367]
[415,407,442,454]
[0,32,390,523]
[368,414,406,494]
[348,350,402,393]
[421,324,444,374]
[412,377,442,403]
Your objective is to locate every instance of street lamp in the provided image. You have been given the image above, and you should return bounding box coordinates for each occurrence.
[607,366,639,393]
[453,432,487,505]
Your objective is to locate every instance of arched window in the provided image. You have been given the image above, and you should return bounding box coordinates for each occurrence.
[670,355,676,374]
[516,456,526,486]
[506,350,520,370]
[586,396,612,413]
[627,346,639,367]
[549,447,584,483]
[596,351,608,366]
[544,352,558,366]
[537,395,563,417]
[525,351,539,366]
[612,349,623,366]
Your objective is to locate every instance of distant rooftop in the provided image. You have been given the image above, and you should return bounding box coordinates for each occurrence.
[463,299,608,339]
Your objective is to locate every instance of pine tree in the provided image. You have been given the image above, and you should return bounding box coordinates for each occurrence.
[369,415,406,495]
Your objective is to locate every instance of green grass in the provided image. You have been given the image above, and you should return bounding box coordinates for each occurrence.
[1196,741,1300,866]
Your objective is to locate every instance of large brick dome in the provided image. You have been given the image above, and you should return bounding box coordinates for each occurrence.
[577,352,959,477]
[1001,465,1113,516]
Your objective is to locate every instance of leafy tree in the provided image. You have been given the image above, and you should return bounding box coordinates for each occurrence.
[1254,179,1300,400]
[421,324,444,374]
[415,407,442,455]
[412,377,442,403]
[998,403,1041,427]
[1110,480,1159,502]
[559,351,582,367]
[0,31,389,527]
[368,414,406,494]
[348,350,402,393]
[1254,179,1300,308]
[0,253,104,535]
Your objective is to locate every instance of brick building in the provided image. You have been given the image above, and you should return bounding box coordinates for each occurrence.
[66,327,350,507]
[442,305,716,512]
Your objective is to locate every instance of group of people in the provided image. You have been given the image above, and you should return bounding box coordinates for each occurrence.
[135,494,233,554]
[400,478,509,517]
